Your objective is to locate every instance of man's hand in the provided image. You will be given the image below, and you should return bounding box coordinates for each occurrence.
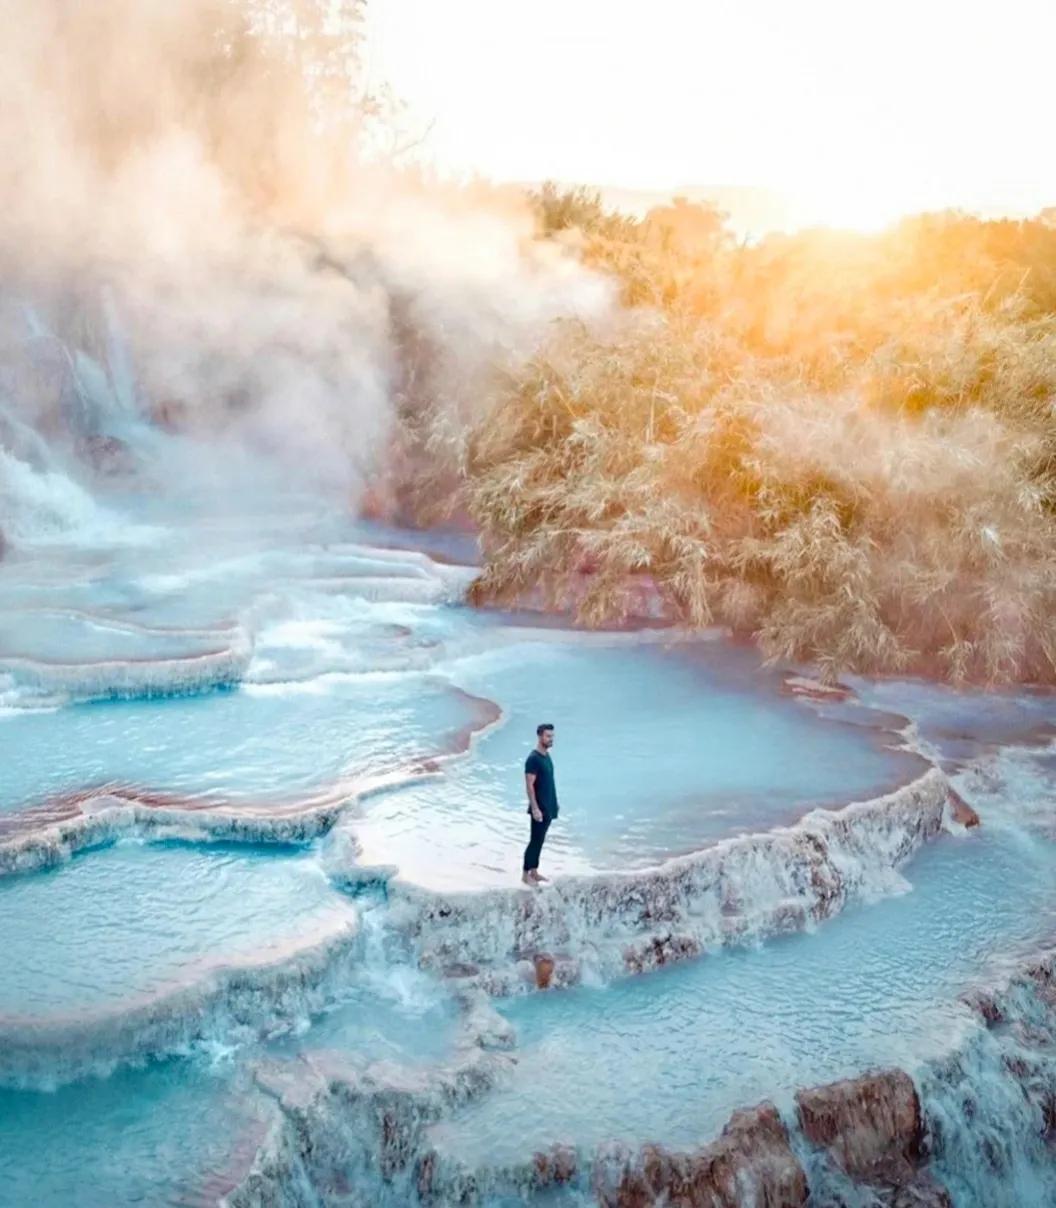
[526,770,543,823]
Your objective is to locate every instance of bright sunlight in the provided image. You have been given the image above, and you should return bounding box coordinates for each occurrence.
[366,0,1056,231]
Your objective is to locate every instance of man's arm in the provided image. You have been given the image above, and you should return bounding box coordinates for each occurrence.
[525,771,543,823]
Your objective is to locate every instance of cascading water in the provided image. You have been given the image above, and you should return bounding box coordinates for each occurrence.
[0,447,136,548]
[3,328,1056,1208]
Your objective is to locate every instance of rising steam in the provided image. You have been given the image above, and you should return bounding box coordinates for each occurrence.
[0,0,609,519]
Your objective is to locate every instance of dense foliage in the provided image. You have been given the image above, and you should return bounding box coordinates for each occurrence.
[463,189,1056,683]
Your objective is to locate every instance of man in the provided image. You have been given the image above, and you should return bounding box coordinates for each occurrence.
[522,723,558,887]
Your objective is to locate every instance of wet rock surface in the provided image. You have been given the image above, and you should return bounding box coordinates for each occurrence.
[623,931,702,974]
[224,947,1056,1207]
[532,953,555,989]
[890,1171,954,1207]
[400,769,951,991]
[796,1069,924,1185]
[593,1103,808,1207]
[586,1077,957,1208]
[532,1143,578,1186]
[229,989,515,1208]
[947,788,981,829]
[781,674,854,703]
[77,433,135,476]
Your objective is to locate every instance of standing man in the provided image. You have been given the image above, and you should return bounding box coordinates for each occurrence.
[523,723,558,887]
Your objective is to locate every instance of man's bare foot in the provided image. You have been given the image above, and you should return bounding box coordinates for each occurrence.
[521,872,539,887]
[533,872,549,882]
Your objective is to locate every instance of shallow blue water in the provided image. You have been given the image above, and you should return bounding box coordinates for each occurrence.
[352,638,924,887]
[270,960,461,1068]
[0,841,352,1020]
[433,754,1056,1166]
[0,675,478,812]
[0,607,232,663]
[846,675,1055,761]
[1,500,1053,1205]
[0,1061,272,1208]
[0,965,461,1207]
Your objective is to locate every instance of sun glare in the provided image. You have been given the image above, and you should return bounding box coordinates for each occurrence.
[367,0,1055,234]
[783,180,944,234]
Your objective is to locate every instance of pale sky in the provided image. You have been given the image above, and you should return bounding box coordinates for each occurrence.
[364,0,1056,231]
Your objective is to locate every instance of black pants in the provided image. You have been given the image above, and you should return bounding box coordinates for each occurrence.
[523,812,552,871]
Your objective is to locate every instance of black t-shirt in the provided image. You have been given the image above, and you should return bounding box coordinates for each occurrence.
[525,749,559,819]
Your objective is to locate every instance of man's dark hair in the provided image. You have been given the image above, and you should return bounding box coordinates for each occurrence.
[536,723,554,736]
